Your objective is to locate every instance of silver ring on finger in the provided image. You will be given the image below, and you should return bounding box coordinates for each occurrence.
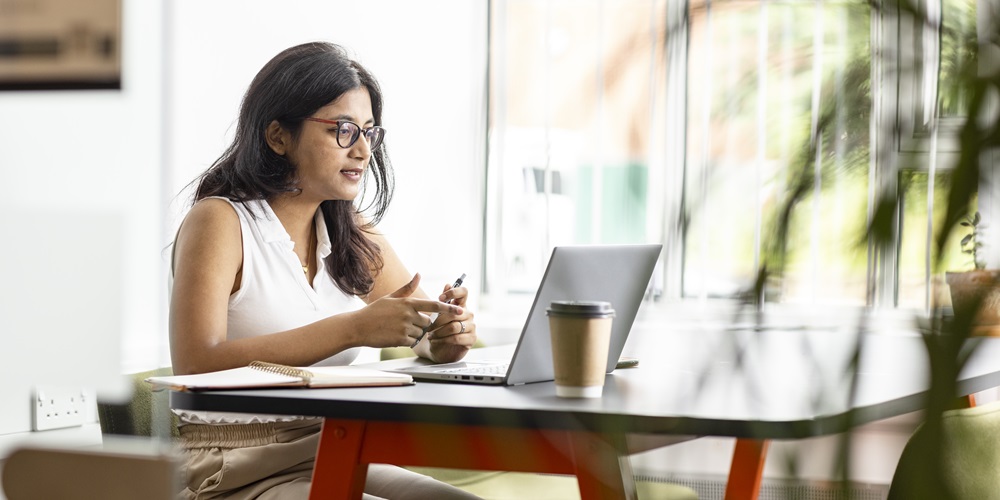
[459,321,466,334]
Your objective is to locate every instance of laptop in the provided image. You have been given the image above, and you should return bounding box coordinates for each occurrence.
[388,244,662,385]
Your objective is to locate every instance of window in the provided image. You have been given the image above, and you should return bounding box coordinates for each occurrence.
[897,0,979,153]
[891,0,982,310]
[485,0,986,312]
[684,1,871,304]
[897,172,974,309]
[486,0,669,296]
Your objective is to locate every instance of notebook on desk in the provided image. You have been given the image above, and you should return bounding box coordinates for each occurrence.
[387,244,662,385]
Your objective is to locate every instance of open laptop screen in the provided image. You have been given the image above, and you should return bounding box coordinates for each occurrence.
[505,244,661,385]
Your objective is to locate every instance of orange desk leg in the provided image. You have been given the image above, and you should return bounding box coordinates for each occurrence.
[307,419,637,500]
[568,431,638,500]
[359,422,577,474]
[965,393,977,408]
[362,422,634,499]
[724,438,769,500]
[309,419,368,500]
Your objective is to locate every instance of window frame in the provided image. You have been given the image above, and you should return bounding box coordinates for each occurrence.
[480,0,999,314]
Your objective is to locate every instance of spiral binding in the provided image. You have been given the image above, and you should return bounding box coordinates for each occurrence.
[248,360,313,383]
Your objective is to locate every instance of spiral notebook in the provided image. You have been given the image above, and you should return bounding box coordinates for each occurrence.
[145,361,413,391]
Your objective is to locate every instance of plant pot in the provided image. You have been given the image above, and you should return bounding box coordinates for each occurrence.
[945,270,1000,336]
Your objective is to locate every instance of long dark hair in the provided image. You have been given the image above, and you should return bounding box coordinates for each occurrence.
[194,42,393,295]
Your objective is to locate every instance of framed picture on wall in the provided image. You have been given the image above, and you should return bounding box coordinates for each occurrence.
[0,0,121,91]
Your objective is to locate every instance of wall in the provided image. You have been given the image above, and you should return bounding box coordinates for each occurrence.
[0,0,488,447]
[163,0,490,359]
[0,0,163,442]
[164,0,488,289]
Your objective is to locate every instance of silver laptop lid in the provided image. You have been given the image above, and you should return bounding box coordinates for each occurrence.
[505,244,661,385]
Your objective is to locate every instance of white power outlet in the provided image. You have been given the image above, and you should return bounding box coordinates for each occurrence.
[33,386,88,431]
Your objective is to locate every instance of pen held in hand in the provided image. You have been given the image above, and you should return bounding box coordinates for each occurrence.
[412,273,466,348]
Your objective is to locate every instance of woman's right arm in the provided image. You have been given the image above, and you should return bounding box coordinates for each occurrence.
[170,199,241,374]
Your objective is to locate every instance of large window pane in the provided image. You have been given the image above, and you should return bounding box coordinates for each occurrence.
[938,0,978,117]
[487,0,668,294]
[898,171,974,309]
[684,1,871,303]
[899,0,978,152]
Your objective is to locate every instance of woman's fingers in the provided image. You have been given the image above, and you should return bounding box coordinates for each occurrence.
[427,316,475,341]
[409,297,463,317]
[438,284,468,305]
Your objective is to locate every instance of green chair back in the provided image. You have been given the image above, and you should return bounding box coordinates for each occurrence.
[888,400,1000,499]
[97,367,179,439]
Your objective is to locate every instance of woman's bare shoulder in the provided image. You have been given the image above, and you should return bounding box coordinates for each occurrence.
[172,198,244,279]
[185,198,240,227]
[177,198,242,244]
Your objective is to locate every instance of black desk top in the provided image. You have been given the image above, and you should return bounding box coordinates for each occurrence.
[171,328,1000,440]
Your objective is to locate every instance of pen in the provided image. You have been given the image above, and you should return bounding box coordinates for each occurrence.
[443,273,466,304]
[412,273,466,347]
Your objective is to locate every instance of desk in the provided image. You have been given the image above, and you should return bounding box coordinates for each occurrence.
[171,328,1000,500]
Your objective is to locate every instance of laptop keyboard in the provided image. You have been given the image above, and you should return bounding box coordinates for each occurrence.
[438,364,508,375]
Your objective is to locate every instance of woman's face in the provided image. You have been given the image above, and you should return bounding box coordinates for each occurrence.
[286,87,375,202]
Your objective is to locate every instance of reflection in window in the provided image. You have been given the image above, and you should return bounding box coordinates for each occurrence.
[485,0,982,310]
[915,0,979,125]
[487,0,667,294]
[938,0,978,116]
[685,1,871,303]
[898,171,974,310]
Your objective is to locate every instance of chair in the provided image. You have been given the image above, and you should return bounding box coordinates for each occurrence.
[8,367,181,500]
[1,368,186,499]
[97,367,178,438]
[1,440,182,500]
[887,400,1000,500]
[380,348,699,499]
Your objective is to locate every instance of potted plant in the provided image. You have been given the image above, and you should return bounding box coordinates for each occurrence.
[945,212,1000,335]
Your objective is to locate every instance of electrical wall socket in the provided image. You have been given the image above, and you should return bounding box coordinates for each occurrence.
[32,386,88,431]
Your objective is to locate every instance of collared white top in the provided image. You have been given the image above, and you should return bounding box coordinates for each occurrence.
[176,198,365,425]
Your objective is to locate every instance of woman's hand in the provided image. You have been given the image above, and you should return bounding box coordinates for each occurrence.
[352,274,463,348]
[423,279,477,363]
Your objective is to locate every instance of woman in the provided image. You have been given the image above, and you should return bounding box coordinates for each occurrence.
[169,41,479,499]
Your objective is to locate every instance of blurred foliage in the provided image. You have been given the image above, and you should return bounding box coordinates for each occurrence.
[733,0,999,498]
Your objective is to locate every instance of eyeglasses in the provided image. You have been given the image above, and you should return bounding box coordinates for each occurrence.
[304,117,386,150]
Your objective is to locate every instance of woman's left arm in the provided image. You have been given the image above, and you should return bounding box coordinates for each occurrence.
[363,231,476,363]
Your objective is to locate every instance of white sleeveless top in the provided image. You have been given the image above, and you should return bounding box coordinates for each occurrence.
[176,198,365,424]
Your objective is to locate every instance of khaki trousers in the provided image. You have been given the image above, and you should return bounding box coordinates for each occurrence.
[178,419,480,500]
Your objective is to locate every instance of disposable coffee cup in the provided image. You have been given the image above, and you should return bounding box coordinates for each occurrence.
[546,301,615,398]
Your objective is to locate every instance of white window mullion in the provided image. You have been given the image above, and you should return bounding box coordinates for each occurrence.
[922,0,943,128]
[754,1,769,277]
[870,1,898,309]
[832,6,849,295]
[591,0,606,244]
[644,0,666,298]
[485,0,510,296]
[809,0,826,303]
[543,0,553,253]
[924,1,942,313]
[663,0,688,300]
[697,0,714,301]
